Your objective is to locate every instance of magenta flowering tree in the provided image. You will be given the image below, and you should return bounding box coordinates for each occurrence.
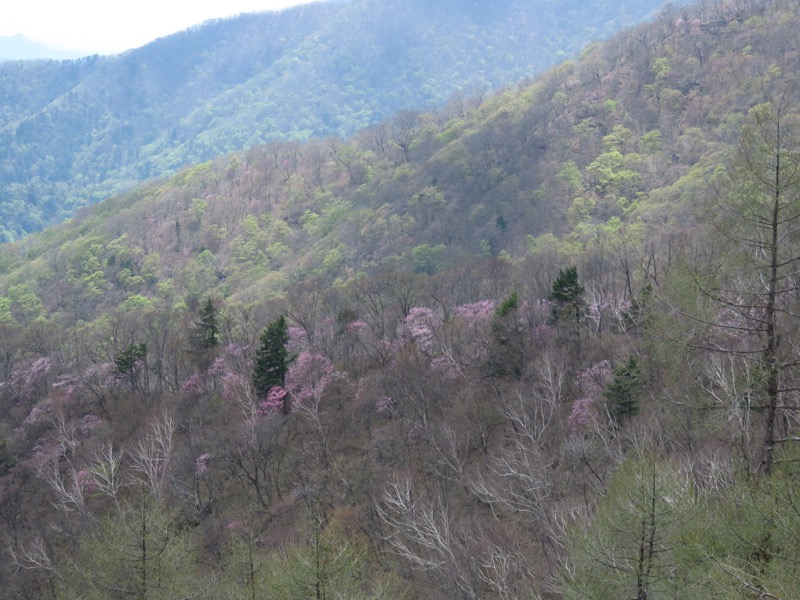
[431,300,496,377]
[244,350,347,425]
[180,342,251,398]
[429,355,462,380]
[7,356,57,405]
[195,453,211,477]
[567,397,602,436]
[584,291,610,336]
[287,325,308,356]
[21,399,55,427]
[531,324,556,347]
[207,355,226,379]
[52,362,117,419]
[179,372,206,397]
[285,351,344,410]
[75,470,98,495]
[47,412,102,459]
[220,342,252,377]
[257,386,288,417]
[375,395,395,414]
[454,300,496,321]
[338,318,368,361]
[22,408,102,471]
[567,360,613,436]
[529,298,553,323]
[342,319,367,336]
[284,351,346,464]
[397,307,442,355]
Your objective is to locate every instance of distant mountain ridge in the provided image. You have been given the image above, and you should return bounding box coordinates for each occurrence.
[0,34,84,61]
[0,0,688,241]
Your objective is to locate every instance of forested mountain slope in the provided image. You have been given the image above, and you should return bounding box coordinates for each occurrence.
[0,0,689,240]
[2,0,800,598]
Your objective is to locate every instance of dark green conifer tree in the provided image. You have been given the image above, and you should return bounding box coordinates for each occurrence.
[195,297,220,351]
[115,342,148,393]
[605,356,644,426]
[490,292,523,379]
[550,266,585,324]
[0,438,14,477]
[252,315,290,400]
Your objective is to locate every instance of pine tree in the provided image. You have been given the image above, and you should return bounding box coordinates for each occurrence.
[550,266,584,324]
[490,292,523,378]
[195,297,220,350]
[252,316,290,407]
[605,356,644,425]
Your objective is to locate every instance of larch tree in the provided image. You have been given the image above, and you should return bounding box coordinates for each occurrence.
[696,95,800,475]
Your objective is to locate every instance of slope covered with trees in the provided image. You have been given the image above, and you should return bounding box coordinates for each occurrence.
[0,0,690,240]
[2,0,800,597]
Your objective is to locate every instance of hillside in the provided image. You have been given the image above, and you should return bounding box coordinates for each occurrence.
[0,0,690,241]
[2,0,800,598]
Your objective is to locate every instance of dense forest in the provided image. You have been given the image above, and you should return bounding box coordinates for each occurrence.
[0,0,690,240]
[2,0,800,598]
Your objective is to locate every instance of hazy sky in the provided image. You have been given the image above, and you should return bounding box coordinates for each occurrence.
[0,0,317,55]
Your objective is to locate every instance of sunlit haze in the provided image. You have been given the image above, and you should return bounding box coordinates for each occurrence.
[0,0,318,55]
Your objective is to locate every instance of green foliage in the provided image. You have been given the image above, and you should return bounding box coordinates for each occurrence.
[411,243,446,275]
[222,521,397,600]
[567,196,596,225]
[434,118,466,144]
[495,292,519,319]
[638,130,662,154]
[115,342,148,375]
[587,150,640,196]
[652,56,671,79]
[61,497,211,600]
[564,452,696,599]
[0,0,680,238]
[558,161,583,192]
[7,284,43,323]
[6,4,800,597]
[699,465,800,597]
[119,294,152,312]
[601,125,632,151]
[0,296,13,324]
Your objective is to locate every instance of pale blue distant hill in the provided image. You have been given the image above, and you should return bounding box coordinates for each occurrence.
[0,34,85,61]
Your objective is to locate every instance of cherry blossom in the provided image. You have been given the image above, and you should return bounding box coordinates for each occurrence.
[257,386,287,416]
[195,453,211,477]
